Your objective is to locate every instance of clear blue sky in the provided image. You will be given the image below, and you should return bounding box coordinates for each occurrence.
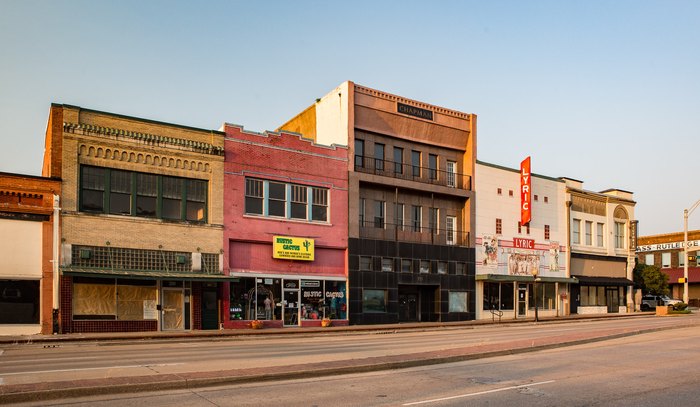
[1,0,698,236]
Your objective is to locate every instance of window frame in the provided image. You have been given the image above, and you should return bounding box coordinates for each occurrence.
[80,165,208,223]
[244,177,329,223]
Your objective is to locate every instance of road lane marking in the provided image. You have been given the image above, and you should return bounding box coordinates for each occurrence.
[0,363,183,376]
[402,380,556,405]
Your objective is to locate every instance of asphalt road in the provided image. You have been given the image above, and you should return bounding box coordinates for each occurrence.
[0,316,690,387]
[7,324,700,406]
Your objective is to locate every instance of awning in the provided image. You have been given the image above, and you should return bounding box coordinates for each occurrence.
[61,267,233,282]
[573,276,633,286]
[476,274,579,284]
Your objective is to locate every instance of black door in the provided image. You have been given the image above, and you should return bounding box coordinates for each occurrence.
[399,293,418,322]
[201,287,218,330]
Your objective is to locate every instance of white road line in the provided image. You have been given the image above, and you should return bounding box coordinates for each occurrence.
[0,363,183,376]
[402,380,556,406]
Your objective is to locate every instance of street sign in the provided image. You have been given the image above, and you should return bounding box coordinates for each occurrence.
[678,277,688,284]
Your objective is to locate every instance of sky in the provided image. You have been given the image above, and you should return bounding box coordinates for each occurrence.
[1,0,699,236]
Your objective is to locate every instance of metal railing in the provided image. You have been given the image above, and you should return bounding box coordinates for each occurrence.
[358,220,470,247]
[354,156,471,190]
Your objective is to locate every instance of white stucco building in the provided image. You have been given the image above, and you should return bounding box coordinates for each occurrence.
[475,161,573,320]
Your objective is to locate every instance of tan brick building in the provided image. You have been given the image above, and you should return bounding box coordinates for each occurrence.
[0,173,60,335]
[43,104,225,333]
[637,230,700,305]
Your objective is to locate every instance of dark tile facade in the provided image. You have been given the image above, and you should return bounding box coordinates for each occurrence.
[348,238,475,325]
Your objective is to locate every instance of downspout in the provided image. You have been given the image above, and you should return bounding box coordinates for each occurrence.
[565,200,572,316]
[52,194,60,333]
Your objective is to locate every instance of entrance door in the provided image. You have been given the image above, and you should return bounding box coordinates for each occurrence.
[517,284,528,318]
[283,289,299,326]
[606,288,618,313]
[399,294,418,322]
[162,288,184,330]
[201,286,218,330]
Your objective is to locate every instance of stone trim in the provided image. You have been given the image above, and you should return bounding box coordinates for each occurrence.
[354,84,472,119]
[64,122,224,156]
[78,144,211,173]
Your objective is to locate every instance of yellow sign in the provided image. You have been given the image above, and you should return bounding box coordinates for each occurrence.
[678,277,688,284]
[273,236,314,261]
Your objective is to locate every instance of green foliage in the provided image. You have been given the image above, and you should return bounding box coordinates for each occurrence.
[637,264,669,296]
[672,302,688,311]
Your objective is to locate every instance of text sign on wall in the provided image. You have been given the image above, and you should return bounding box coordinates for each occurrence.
[273,236,315,261]
[521,156,532,225]
[514,238,535,249]
[636,240,700,252]
[397,102,434,121]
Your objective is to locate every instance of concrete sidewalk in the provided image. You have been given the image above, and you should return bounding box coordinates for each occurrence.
[0,311,656,345]
[1,312,696,404]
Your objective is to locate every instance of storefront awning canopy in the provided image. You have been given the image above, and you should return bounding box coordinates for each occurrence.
[573,276,633,286]
[476,274,579,284]
[61,267,234,282]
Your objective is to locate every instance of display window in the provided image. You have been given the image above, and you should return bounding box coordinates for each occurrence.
[229,277,281,321]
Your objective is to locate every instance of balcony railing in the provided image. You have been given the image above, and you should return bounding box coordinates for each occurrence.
[358,220,470,247]
[354,156,471,190]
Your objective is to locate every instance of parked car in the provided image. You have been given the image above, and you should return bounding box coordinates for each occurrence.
[640,295,681,311]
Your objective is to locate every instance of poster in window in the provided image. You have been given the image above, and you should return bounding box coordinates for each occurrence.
[482,235,499,268]
[143,300,157,320]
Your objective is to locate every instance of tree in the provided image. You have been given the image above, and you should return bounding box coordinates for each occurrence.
[635,263,669,296]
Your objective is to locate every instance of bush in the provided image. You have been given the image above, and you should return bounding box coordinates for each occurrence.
[672,302,688,311]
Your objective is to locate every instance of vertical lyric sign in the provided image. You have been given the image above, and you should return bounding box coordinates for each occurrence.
[521,156,531,225]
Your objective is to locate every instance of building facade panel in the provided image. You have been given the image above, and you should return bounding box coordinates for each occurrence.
[475,161,571,321]
[0,173,60,335]
[223,124,349,328]
[43,104,225,333]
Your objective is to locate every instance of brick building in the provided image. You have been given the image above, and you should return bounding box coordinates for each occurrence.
[222,125,348,328]
[0,173,60,335]
[279,82,477,324]
[43,104,226,333]
[636,230,700,306]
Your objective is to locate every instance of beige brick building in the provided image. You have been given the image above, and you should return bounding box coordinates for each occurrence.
[43,104,225,333]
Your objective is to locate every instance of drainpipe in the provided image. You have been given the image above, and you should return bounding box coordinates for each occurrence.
[565,200,572,316]
[52,194,61,333]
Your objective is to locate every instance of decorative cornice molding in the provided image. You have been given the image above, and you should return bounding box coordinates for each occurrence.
[354,84,472,120]
[63,122,224,156]
[79,144,211,173]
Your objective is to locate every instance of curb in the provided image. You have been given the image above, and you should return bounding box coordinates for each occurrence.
[0,318,695,404]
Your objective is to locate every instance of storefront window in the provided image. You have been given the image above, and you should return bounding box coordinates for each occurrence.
[72,277,157,320]
[229,277,281,321]
[363,289,386,313]
[483,282,514,311]
[528,282,556,310]
[0,279,39,324]
[449,291,468,312]
[325,280,346,320]
[301,280,324,320]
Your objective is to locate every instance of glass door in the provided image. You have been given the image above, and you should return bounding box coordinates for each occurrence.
[162,288,184,330]
[517,284,528,318]
[283,289,299,326]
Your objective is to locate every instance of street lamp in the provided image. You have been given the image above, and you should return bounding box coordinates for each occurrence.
[683,199,700,304]
[531,268,539,322]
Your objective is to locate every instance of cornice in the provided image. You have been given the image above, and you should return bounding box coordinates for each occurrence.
[354,84,472,120]
[63,122,224,156]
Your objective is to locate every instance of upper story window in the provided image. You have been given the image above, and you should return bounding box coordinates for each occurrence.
[354,139,365,168]
[80,165,207,223]
[596,223,604,247]
[572,219,581,244]
[678,252,685,267]
[544,224,550,240]
[496,218,502,235]
[497,188,502,195]
[374,143,385,172]
[244,177,328,223]
[428,154,438,180]
[645,254,654,266]
[411,150,421,177]
[393,147,404,174]
[374,200,385,229]
[446,161,456,188]
[585,221,593,245]
[614,221,626,249]
[661,252,671,268]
